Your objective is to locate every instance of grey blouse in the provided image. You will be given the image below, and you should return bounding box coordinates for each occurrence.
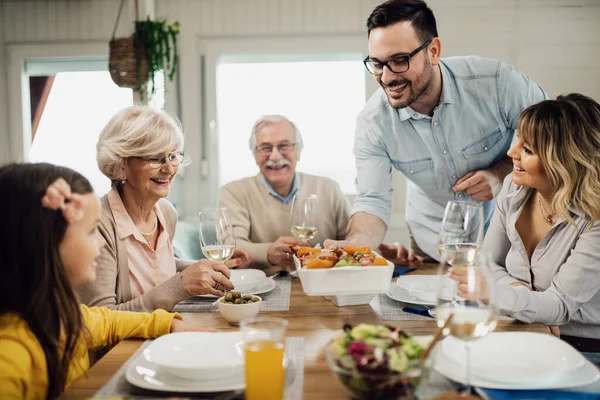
[485,175,600,339]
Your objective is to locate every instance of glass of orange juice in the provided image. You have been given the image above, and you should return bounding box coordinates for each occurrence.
[240,317,288,400]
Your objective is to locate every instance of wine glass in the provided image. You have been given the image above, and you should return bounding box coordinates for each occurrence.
[435,249,497,396]
[198,208,235,262]
[290,194,319,241]
[437,201,485,259]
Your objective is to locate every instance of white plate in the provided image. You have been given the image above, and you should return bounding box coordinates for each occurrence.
[127,349,291,393]
[230,269,266,293]
[195,278,276,299]
[442,332,584,384]
[396,275,460,303]
[143,332,243,380]
[434,333,599,389]
[386,283,437,306]
[127,352,245,392]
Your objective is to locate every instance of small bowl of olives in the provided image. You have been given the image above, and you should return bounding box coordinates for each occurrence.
[217,292,262,325]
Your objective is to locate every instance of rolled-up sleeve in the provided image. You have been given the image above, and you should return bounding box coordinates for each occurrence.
[351,117,393,225]
[493,220,600,325]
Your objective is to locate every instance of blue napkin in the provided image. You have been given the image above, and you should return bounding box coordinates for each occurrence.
[402,305,433,318]
[479,388,600,400]
[393,266,416,277]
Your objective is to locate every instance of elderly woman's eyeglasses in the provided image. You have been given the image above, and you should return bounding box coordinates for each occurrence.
[255,143,296,156]
[363,39,432,75]
[132,152,184,168]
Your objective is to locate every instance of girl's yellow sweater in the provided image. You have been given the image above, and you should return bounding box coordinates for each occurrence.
[0,305,181,399]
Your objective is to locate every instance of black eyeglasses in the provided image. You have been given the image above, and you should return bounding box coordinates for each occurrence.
[255,143,296,156]
[363,39,432,75]
[132,152,184,169]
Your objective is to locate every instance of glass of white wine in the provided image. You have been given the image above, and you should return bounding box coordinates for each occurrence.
[435,249,497,396]
[437,200,485,259]
[198,208,235,262]
[290,194,319,241]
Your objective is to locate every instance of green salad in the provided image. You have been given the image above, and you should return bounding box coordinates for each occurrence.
[328,323,424,374]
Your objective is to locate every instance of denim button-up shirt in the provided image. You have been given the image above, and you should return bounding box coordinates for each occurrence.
[352,56,547,259]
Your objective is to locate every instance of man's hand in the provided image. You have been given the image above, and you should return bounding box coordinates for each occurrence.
[170,318,217,333]
[377,243,424,266]
[267,236,309,269]
[453,169,502,202]
[225,248,253,269]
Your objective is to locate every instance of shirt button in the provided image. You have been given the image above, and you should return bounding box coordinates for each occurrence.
[452,174,457,179]
[413,113,418,118]
[433,121,438,126]
[442,150,447,154]
[409,169,415,174]
[483,146,489,151]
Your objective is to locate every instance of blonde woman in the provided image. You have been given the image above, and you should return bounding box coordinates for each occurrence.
[78,106,251,312]
[450,94,600,361]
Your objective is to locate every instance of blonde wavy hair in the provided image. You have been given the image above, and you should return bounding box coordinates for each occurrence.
[518,93,600,224]
[96,105,187,186]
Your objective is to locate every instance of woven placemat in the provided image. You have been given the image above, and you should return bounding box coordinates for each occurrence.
[172,276,292,313]
[94,336,304,399]
[378,293,432,321]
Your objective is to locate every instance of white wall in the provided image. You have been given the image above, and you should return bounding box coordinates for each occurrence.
[1,0,599,244]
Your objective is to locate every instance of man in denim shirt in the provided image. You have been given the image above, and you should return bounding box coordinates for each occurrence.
[337,0,547,262]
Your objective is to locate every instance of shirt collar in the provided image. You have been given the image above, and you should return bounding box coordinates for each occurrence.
[508,184,588,221]
[397,61,455,122]
[259,172,299,204]
[107,187,169,241]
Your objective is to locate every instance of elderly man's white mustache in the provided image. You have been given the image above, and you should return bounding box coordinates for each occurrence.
[264,159,290,168]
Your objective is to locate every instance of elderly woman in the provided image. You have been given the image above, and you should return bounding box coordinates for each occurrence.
[78,106,251,312]
[450,94,600,362]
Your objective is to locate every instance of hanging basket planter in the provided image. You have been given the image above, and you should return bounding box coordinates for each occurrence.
[108,0,180,101]
[109,37,150,90]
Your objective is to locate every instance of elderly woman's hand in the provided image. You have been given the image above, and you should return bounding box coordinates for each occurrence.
[224,248,252,269]
[179,260,234,297]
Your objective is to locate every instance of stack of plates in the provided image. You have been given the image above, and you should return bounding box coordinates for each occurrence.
[195,269,276,299]
[126,332,246,392]
[434,332,600,389]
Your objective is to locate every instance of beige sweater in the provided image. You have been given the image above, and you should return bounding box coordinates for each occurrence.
[218,173,350,269]
[77,193,192,312]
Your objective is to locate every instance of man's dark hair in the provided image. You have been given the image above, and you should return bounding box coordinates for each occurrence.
[367,0,438,43]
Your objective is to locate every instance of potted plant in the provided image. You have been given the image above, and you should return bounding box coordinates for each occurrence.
[109,2,180,101]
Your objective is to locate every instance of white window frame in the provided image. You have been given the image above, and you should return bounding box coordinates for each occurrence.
[6,42,110,162]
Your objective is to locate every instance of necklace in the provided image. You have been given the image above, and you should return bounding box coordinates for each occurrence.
[537,195,555,225]
[136,212,158,236]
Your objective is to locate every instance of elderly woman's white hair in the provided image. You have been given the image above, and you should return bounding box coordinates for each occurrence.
[248,115,304,156]
[97,105,185,186]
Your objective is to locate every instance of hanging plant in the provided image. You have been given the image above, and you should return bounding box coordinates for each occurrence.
[134,17,180,101]
[108,0,180,102]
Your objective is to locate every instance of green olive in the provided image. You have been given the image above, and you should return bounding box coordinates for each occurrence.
[226,301,234,304]
[224,292,234,302]
[252,297,260,302]
[242,295,252,301]
[234,298,243,304]
[232,291,242,299]
[241,300,248,304]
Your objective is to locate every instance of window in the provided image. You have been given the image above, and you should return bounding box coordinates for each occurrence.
[216,57,365,194]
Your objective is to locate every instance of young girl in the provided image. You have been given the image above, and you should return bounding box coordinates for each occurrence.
[0,163,204,399]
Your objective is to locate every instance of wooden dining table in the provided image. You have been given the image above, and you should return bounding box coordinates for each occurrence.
[61,264,549,400]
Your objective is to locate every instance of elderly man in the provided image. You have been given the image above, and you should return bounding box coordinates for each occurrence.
[328,0,547,263]
[218,115,351,270]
